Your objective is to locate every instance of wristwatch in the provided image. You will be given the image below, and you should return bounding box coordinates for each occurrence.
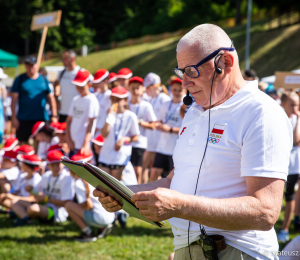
[139,119,144,125]
[169,127,173,133]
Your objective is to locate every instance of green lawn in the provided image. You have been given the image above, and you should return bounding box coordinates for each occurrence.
[4,14,300,83]
[0,200,298,260]
[0,214,174,260]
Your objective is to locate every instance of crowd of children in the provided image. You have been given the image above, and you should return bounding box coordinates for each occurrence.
[2,64,300,248]
[0,67,186,242]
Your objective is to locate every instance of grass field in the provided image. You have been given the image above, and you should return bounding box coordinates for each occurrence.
[0,199,299,260]
[4,15,300,83]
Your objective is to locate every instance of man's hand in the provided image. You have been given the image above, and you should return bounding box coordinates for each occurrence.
[12,116,19,130]
[51,116,58,123]
[80,143,91,155]
[93,189,122,212]
[132,188,182,222]
[115,137,128,151]
[35,194,46,203]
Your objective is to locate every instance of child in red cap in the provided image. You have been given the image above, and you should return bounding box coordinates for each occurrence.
[66,69,99,157]
[66,152,115,242]
[0,154,42,222]
[12,150,74,225]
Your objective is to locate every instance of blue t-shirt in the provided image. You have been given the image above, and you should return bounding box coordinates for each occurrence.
[11,73,51,121]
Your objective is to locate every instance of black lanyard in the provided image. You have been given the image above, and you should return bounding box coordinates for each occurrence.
[164,100,181,124]
[47,174,61,196]
[114,114,124,142]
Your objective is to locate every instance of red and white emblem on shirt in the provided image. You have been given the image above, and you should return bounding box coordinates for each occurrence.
[209,124,226,144]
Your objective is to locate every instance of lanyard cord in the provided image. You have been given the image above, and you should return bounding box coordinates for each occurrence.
[47,174,61,197]
[114,113,124,142]
[187,54,223,260]
[164,100,182,124]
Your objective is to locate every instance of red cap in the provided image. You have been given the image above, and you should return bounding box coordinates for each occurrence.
[92,134,104,146]
[15,145,35,155]
[2,137,18,151]
[129,76,143,85]
[49,122,60,131]
[71,69,94,87]
[17,154,41,165]
[71,150,93,162]
[55,122,66,133]
[109,72,118,83]
[3,150,18,162]
[92,69,109,83]
[170,77,183,85]
[47,150,64,164]
[47,144,63,153]
[111,86,128,99]
[117,68,132,79]
[31,121,45,138]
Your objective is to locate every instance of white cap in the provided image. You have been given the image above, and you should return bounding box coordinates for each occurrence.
[143,72,161,88]
[0,68,8,79]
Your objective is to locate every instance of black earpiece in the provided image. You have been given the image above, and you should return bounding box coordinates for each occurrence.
[214,53,223,74]
[183,90,193,106]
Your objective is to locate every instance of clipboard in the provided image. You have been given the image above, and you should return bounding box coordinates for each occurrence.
[61,157,163,228]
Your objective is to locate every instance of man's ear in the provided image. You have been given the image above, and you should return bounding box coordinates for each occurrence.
[223,52,234,69]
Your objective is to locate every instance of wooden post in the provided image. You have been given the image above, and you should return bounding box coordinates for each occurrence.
[36,26,48,69]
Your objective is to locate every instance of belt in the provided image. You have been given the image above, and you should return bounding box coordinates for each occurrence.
[190,235,227,251]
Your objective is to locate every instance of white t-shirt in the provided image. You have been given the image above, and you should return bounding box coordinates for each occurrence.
[129,100,157,149]
[68,94,99,149]
[35,169,75,222]
[146,92,171,152]
[288,114,300,174]
[95,89,112,131]
[99,110,140,165]
[3,96,12,117]
[13,172,41,197]
[156,100,183,156]
[75,179,115,225]
[121,161,138,185]
[169,81,292,259]
[1,166,21,188]
[59,65,81,115]
[37,136,60,160]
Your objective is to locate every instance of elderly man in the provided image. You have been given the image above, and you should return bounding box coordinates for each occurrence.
[93,24,292,260]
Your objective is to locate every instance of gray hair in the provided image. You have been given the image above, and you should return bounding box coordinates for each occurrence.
[63,50,77,59]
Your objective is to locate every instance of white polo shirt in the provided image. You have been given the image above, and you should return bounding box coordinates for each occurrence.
[129,100,157,149]
[169,81,292,260]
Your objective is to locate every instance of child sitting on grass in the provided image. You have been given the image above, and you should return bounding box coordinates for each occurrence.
[0,154,41,220]
[11,150,74,226]
[66,151,115,242]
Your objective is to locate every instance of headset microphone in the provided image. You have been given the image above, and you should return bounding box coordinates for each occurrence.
[183,90,193,106]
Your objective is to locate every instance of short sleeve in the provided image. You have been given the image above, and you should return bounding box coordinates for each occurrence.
[44,77,51,94]
[145,103,157,122]
[88,97,99,118]
[60,175,75,201]
[127,113,140,137]
[11,76,21,93]
[241,105,293,180]
[30,174,42,188]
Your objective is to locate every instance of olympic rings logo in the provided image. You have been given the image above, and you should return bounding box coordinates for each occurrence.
[208,137,220,144]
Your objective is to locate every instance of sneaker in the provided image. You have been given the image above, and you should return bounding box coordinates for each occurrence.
[277,229,289,243]
[97,224,114,239]
[74,232,97,242]
[117,212,127,229]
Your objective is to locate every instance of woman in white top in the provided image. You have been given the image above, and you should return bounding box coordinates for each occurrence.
[149,78,185,182]
[142,73,170,183]
[99,86,140,181]
[278,92,300,242]
[128,76,157,184]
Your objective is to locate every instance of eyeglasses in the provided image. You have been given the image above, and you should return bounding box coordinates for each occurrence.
[174,40,235,79]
